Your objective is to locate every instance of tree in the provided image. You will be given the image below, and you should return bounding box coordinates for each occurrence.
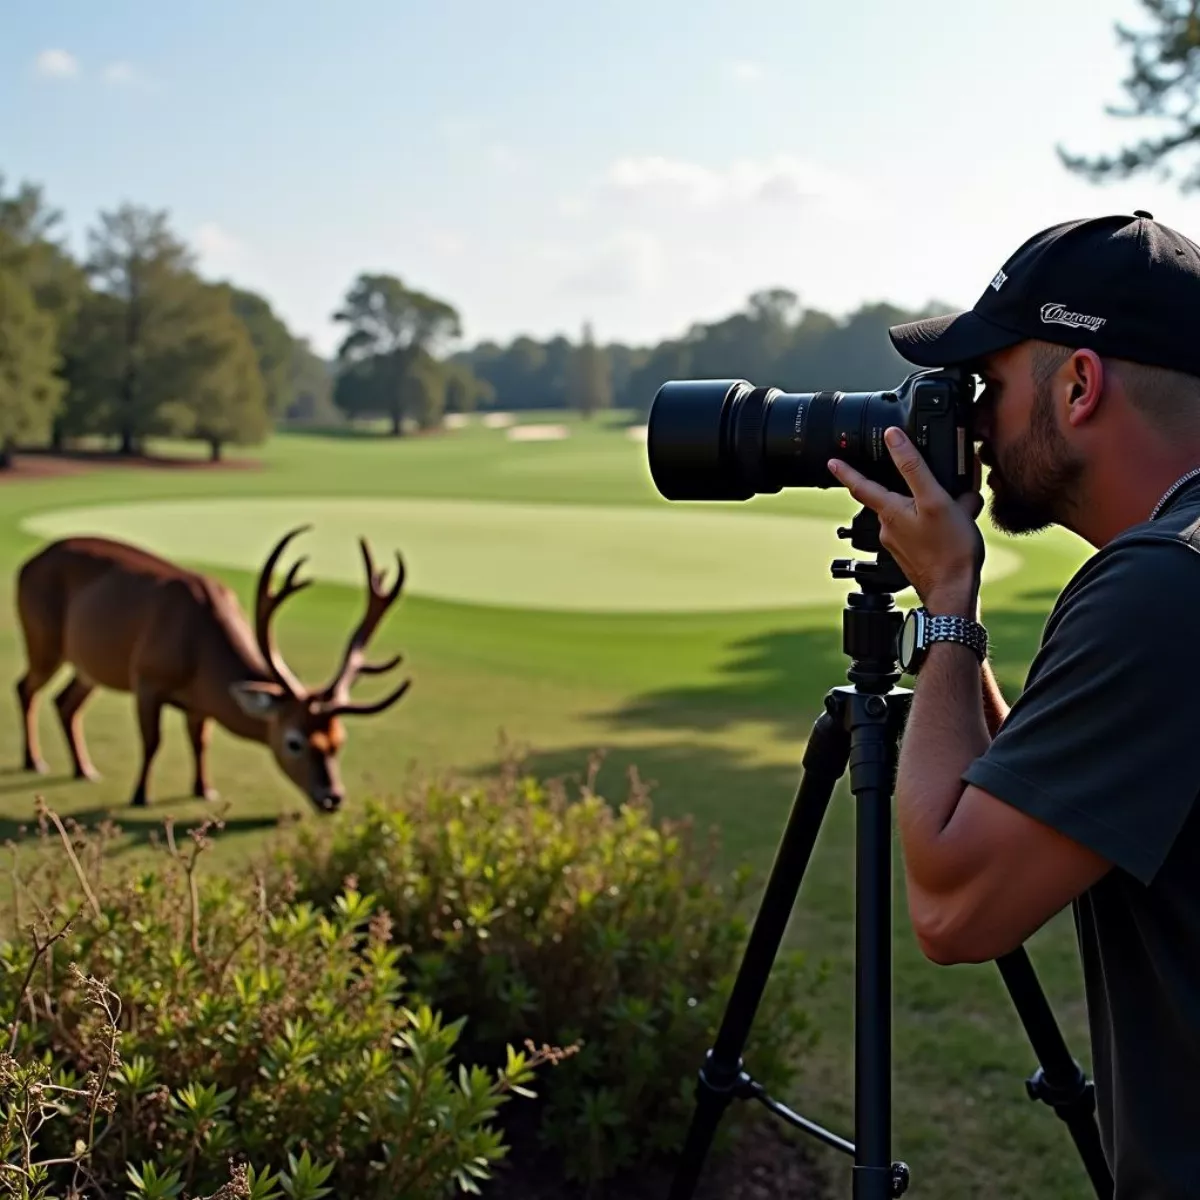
[442,358,495,414]
[85,204,197,453]
[0,265,64,465]
[0,175,86,331]
[400,347,449,431]
[571,321,612,419]
[1,175,86,448]
[331,273,461,435]
[227,285,294,416]
[169,286,271,461]
[56,288,126,444]
[1058,1,1200,191]
[284,337,339,425]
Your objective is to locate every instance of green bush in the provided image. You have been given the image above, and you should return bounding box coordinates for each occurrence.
[1,805,561,1199]
[278,751,823,1185]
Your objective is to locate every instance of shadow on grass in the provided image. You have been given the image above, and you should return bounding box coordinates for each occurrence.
[0,770,78,796]
[280,424,404,441]
[0,806,287,848]
[594,601,1056,741]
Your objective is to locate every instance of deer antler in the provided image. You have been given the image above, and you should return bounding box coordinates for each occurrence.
[317,537,410,716]
[254,525,313,698]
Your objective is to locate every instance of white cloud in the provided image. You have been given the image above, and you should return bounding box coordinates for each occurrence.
[555,230,666,297]
[34,49,79,79]
[603,153,854,211]
[193,222,244,271]
[724,60,767,84]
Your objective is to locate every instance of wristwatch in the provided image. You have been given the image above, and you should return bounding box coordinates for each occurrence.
[898,606,988,676]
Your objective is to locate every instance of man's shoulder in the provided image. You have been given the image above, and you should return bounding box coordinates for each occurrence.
[1056,511,1200,604]
[1045,512,1200,636]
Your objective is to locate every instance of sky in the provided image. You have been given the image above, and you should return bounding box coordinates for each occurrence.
[3,0,1196,360]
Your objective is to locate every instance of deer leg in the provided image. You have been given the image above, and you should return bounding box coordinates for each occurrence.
[129,683,164,808]
[16,667,56,774]
[54,675,100,781]
[186,711,218,801]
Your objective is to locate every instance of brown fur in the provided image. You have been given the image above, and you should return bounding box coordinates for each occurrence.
[14,528,410,812]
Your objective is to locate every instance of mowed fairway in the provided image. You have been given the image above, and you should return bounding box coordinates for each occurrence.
[0,412,1097,1199]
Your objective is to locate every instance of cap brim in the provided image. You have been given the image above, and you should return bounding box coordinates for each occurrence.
[888,310,1025,367]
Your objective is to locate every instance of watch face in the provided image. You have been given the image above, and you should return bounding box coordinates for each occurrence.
[899,610,920,670]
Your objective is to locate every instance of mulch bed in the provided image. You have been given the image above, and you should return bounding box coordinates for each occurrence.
[487,1113,832,1200]
[0,450,262,483]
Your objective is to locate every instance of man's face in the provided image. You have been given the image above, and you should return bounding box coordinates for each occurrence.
[971,342,1085,536]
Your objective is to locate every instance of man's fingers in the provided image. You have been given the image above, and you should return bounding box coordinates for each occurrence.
[827,458,893,513]
[884,427,940,504]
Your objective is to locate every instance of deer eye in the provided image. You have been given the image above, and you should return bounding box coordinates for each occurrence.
[283,729,307,757]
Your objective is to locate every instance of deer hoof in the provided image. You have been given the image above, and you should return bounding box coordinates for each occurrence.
[129,791,147,808]
[75,765,101,783]
[193,786,219,802]
[24,755,49,775]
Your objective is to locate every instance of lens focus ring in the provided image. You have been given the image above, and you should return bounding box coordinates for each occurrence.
[733,387,773,494]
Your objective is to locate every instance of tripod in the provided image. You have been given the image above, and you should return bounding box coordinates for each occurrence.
[668,505,1113,1200]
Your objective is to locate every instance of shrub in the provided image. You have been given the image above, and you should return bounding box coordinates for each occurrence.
[1,804,562,1199]
[278,750,823,1186]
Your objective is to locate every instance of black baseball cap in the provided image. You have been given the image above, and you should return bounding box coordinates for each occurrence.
[889,212,1200,378]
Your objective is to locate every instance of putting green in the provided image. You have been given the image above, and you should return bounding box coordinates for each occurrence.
[21,497,1022,613]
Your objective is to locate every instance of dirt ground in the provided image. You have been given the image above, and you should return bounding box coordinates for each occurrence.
[489,1112,833,1200]
[0,450,262,483]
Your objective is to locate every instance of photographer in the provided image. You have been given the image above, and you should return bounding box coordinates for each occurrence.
[827,211,1200,1198]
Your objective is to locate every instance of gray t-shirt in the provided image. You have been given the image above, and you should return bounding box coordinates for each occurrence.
[962,477,1200,1199]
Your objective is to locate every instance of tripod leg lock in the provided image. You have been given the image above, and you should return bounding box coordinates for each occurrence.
[1025,1063,1096,1121]
[851,1162,911,1197]
[695,1050,745,1106]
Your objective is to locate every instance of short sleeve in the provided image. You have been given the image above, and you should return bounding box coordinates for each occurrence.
[962,535,1200,886]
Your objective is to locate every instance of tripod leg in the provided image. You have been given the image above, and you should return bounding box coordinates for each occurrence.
[845,689,909,1200]
[996,949,1113,1198]
[668,692,852,1200]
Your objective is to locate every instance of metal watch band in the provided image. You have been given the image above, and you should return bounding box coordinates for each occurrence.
[925,614,988,662]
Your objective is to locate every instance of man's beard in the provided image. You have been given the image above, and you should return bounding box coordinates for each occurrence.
[985,379,1085,536]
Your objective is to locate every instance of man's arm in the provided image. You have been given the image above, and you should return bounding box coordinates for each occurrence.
[980,659,1008,738]
[828,430,1199,967]
[895,622,1111,965]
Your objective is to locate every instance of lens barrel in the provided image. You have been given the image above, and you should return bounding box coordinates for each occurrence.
[646,366,974,506]
[647,380,905,501]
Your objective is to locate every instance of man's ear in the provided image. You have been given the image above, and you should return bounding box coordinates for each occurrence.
[230,680,288,716]
[1066,350,1105,427]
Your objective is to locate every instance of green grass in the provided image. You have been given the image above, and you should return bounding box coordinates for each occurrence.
[0,409,1098,1199]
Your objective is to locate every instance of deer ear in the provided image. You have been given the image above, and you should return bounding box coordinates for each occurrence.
[230,681,288,716]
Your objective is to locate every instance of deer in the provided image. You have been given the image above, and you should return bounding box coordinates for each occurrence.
[13,525,411,813]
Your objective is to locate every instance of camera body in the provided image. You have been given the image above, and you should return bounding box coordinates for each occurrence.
[646,366,976,503]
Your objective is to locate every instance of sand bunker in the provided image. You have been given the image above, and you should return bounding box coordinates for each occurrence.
[482,412,516,428]
[506,424,569,441]
[626,425,649,441]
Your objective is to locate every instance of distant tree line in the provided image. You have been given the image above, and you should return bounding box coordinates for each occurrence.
[0,173,340,464]
[454,289,959,420]
[0,167,958,465]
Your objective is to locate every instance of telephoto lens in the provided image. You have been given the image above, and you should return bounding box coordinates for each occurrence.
[646,367,975,502]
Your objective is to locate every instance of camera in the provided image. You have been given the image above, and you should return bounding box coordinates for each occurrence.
[646,365,977,503]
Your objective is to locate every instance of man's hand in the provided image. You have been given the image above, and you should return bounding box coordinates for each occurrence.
[828,427,985,614]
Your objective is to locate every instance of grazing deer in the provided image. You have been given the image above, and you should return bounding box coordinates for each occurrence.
[14,526,411,812]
